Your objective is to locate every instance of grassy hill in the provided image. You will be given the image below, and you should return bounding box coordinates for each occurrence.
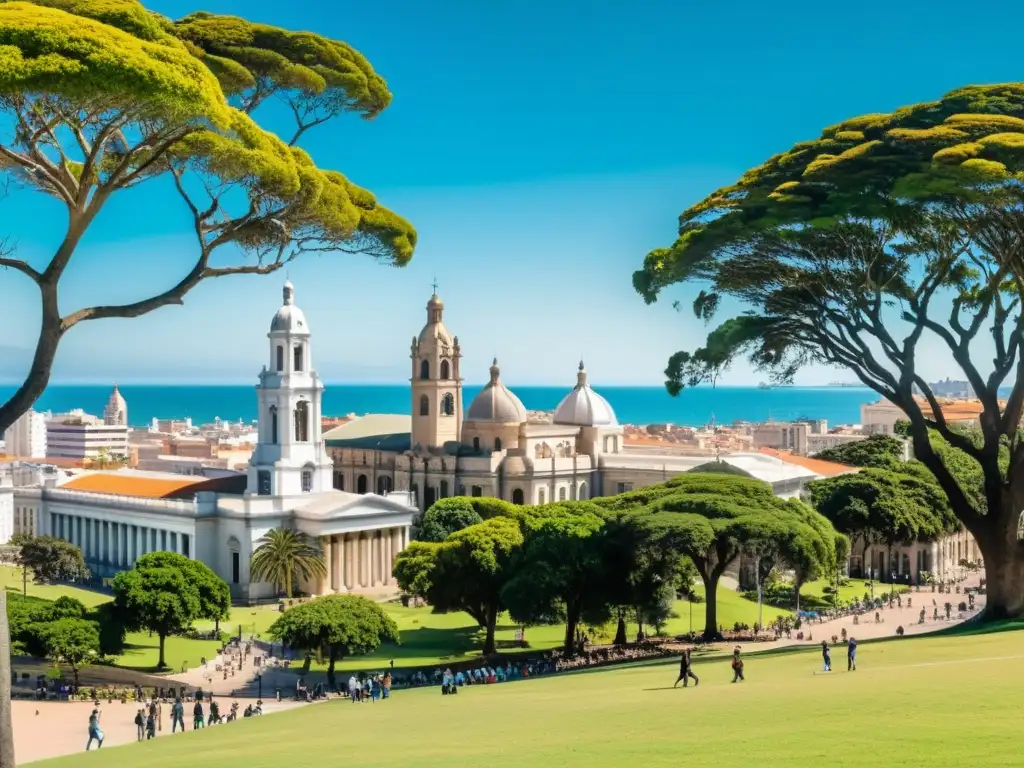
[35,626,1024,768]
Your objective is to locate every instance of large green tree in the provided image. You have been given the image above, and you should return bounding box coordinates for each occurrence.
[813,436,907,469]
[268,594,398,688]
[0,0,415,435]
[16,536,88,584]
[501,503,620,655]
[250,528,326,598]
[417,498,484,543]
[37,617,101,687]
[139,551,230,630]
[635,83,1024,620]
[595,473,839,640]
[111,551,225,668]
[414,517,523,655]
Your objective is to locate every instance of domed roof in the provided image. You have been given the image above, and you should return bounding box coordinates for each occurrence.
[270,280,309,333]
[466,359,528,423]
[107,383,126,410]
[552,362,618,427]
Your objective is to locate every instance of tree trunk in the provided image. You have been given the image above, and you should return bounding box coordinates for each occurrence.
[326,650,337,690]
[975,503,1024,620]
[157,633,167,670]
[0,282,62,435]
[701,573,721,642]
[482,604,498,656]
[302,655,312,673]
[285,569,293,600]
[563,603,581,657]
[0,590,16,768]
[613,616,627,646]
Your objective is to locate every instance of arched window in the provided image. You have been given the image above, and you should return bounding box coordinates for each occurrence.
[473,436,480,451]
[227,536,241,584]
[301,469,313,493]
[558,487,567,501]
[294,344,304,372]
[276,345,284,372]
[269,406,278,444]
[419,394,429,416]
[294,401,309,442]
[333,471,344,491]
[420,359,430,380]
[441,392,455,416]
[440,360,451,379]
[257,470,271,496]
[440,480,449,498]
[578,481,587,500]
[512,488,524,505]
[494,437,502,452]
[377,475,393,495]
[357,474,368,494]
[538,488,546,504]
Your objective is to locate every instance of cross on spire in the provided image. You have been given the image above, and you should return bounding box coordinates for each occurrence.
[431,274,439,295]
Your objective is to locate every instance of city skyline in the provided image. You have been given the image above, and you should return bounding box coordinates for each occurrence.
[2,0,1021,386]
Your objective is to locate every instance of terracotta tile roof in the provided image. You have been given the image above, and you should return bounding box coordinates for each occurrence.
[757,448,857,478]
[60,473,215,499]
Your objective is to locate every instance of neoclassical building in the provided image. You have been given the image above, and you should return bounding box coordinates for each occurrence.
[3,282,416,602]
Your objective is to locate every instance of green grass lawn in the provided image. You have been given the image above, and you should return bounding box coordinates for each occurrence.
[2,564,801,673]
[37,627,1024,767]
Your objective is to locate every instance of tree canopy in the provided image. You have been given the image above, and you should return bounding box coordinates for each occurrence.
[417,498,484,543]
[593,473,839,639]
[634,83,1024,620]
[268,594,398,687]
[111,551,227,668]
[813,436,906,469]
[0,0,416,435]
[15,536,88,584]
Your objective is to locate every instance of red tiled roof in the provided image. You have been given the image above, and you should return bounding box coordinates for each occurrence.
[758,448,857,477]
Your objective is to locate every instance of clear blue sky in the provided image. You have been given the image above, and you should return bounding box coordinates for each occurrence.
[1,0,1020,386]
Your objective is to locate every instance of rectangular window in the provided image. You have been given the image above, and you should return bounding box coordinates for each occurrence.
[182,534,190,558]
[232,552,240,584]
[616,482,633,494]
[333,471,344,491]
[471,486,483,497]
[258,470,272,496]
[301,470,312,493]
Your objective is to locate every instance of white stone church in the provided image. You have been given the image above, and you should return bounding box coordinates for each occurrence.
[2,282,417,603]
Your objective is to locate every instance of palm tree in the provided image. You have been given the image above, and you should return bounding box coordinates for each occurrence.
[250,529,326,598]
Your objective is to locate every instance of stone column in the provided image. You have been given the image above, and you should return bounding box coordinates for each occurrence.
[332,536,343,592]
[322,536,333,594]
[391,528,402,572]
[360,533,370,588]
[382,530,391,586]
[134,526,141,565]
[345,534,355,590]
[372,533,381,587]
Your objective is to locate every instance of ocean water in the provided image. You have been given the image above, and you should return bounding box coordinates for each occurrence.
[0,383,876,429]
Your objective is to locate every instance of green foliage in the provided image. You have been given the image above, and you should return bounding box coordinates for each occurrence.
[418,498,484,542]
[635,82,1024,620]
[592,473,839,640]
[36,617,101,685]
[392,541,441,600]
[111,551,226,669]
[813,436,906,469]
[0,0,416,438]
[16,536,89,584]
[250,528,326,599]
[686,460,756,478]
[268,594,398,686]
[135,551,230,625]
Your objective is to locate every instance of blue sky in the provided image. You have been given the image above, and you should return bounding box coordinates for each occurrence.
[1,0,1021,386]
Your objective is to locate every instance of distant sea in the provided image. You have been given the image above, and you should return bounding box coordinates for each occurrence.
[0,384,876,429]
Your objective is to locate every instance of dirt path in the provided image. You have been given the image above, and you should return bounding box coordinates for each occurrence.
[12,697,308,765]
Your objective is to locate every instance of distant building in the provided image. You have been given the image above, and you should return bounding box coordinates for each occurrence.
[103,384,128,426]
[46,409,129,461]
[861,397,984,436]
[3,409,47,458]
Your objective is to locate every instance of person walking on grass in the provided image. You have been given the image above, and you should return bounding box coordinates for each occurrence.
[146,710,156,740]
[674,648,699,688]
[821,641,832,672]
[193,699,205,730]
[731,646,745,683]
[134,708,145,741]
[171,697,185,733]
[86,707,104,751]
[847,637,857,671]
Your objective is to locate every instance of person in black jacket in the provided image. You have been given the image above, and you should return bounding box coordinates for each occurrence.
[673,648,699,688]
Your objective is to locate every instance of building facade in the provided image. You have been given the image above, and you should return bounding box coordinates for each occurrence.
[3,409,47,458]
[3,282,415,603]
[46,407,130,461]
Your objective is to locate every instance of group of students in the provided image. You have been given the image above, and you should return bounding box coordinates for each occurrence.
[673,637,860,688]
[346,673,392,702]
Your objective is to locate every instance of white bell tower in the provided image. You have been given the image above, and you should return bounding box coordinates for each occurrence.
[247,281,333,496]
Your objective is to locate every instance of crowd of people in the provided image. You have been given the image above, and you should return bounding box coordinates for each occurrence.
[85,691,264,752]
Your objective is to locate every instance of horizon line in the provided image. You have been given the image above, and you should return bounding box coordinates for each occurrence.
[0,379,871,390]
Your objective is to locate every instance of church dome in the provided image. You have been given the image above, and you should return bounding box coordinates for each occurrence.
[552,362,618,427]
[104,383,127,426]
[270,280,309,333]
[466,359,528,423]
[417,293,453,346]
